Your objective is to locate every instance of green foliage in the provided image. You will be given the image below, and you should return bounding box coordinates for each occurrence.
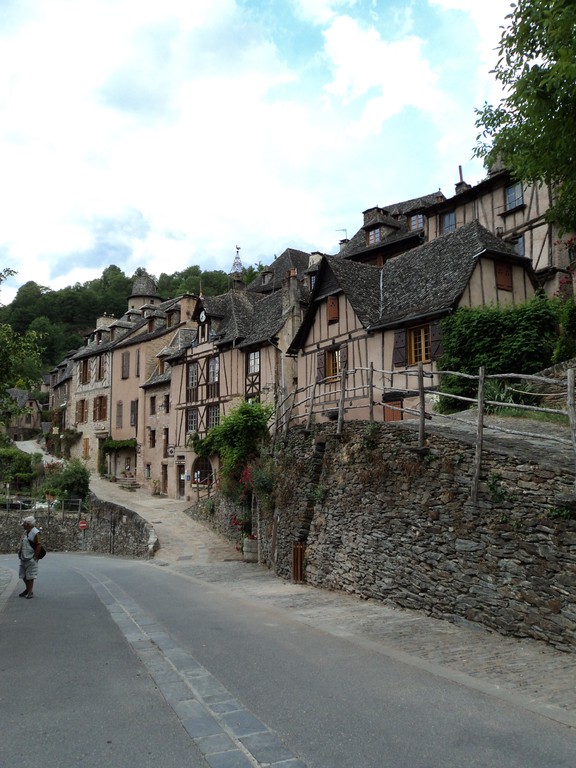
[0,324,43,425]
[436,296,560,408]
[0,448,33,488]
[193,400,273,491]
[39,458,90,500]
[474,0,576,231]
[102,438,138,453]
[552,296,576,363]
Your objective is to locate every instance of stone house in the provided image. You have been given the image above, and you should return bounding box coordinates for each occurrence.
[287,221,538,424]
[160,250,311,500]
[340,168,573,297]
[3,388,43,441]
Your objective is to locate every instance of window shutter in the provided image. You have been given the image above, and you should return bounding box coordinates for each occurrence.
[430,322,443,360]
[327,295,339,323]
[316,351,326,382]
[339,344,348,370]
[496,263,512,291]
[393,329,407,367]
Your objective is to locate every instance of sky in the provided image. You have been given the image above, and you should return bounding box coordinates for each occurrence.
[0,0,510,306]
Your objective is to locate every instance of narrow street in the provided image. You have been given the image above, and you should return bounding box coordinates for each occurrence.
[1,552,576,768]
[1,440,576,767]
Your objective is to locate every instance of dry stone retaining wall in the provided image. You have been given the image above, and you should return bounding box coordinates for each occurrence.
[0,494,152,559]
[265,422,576,651]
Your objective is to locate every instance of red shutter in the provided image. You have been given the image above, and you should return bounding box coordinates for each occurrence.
[393,329,407,367]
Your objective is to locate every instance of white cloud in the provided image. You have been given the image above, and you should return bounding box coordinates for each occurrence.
[0,0,514,307]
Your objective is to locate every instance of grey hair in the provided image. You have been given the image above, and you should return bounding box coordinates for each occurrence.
[22,515,36,526]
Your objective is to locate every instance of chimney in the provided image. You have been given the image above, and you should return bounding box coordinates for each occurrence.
[282,268,299,315]
[455,165,471,194]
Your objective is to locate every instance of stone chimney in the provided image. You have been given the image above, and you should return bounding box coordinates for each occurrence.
[455,165,472,194]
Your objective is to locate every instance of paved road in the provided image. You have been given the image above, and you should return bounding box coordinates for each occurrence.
[3,438,576,764]
[2,553,576,768]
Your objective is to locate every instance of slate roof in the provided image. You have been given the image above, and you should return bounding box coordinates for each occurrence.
[371,220,528,330]
[338,192,440,261]
[289,220,534,351]
[246,248,312,293]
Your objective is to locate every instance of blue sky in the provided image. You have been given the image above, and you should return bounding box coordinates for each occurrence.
[0,0,508,305]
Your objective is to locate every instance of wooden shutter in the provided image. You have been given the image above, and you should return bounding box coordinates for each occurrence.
[496,263,512,291]
[316,351,326,382]
[392,329,407,367]
[339,344,348,371]
[327,295,339,323]
[430,322,443,360]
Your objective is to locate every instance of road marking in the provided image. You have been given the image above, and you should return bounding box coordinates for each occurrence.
[80,569,307,768]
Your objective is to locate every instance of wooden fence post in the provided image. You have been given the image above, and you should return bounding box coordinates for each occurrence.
[369,363,374,423]
[567,369,576,495]
[337,367,347,435]
[306,382,317,431]
[470,366,485,503]
[418,362,425,449]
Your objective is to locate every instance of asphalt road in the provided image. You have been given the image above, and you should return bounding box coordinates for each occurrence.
[1,552,575,768]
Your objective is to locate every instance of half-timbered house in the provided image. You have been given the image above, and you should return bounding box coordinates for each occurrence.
[288,221,538,424]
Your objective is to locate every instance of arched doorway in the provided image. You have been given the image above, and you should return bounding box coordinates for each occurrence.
[192,456,213,486]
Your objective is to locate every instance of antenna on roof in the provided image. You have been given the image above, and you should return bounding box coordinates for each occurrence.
[336,228,348,239]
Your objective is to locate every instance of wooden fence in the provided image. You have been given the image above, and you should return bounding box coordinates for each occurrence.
[271,363,576,499]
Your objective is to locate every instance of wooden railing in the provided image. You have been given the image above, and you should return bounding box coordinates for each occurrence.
[271,363,576,498]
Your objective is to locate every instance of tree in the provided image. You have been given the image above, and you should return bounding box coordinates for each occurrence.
[0,324,43,425]
[474,0,576,231]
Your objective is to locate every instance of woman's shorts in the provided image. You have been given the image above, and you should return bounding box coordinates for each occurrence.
[19,558,38,580]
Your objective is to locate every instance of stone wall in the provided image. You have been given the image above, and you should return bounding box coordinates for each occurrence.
[262,422,576,651]
[0,493,154,559]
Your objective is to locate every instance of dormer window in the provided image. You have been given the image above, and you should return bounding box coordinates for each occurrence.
[366,227,381,246]
[262,271,272,285]
[408,213,424,231]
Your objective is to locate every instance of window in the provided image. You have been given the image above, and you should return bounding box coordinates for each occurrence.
[79,359,89,385]
[327,295,339,324]
[393,325,443,367]
[207,356,220,398]
[76,399,88,423]
[150,396,156,415]
[82,438,90,459]
[187,361,199,402]
[326,348,341,381]
[441,212,456,234]
[121,352,130,379]
[247,351,260,375]
[316,345,348,383]
[496,263,513,291]
[144,464,151,479]
[408,326,432,365]
[116,401,123,429]
[130,399,138,427]
[163,428,169,458]
[164,394,170,414]
[93,395,107,421]
[149,429,156,448]
[136,349,141,377]
[514,234,525,257]
[505,182,523,211]
[187,408,199,434]
[367,227,381,246]
[207,404,220,428]
[408,213,424,231]
[96,355,105,381]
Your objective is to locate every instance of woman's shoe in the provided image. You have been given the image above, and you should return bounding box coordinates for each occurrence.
[25,593,34,599]
[19,590,28,597]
